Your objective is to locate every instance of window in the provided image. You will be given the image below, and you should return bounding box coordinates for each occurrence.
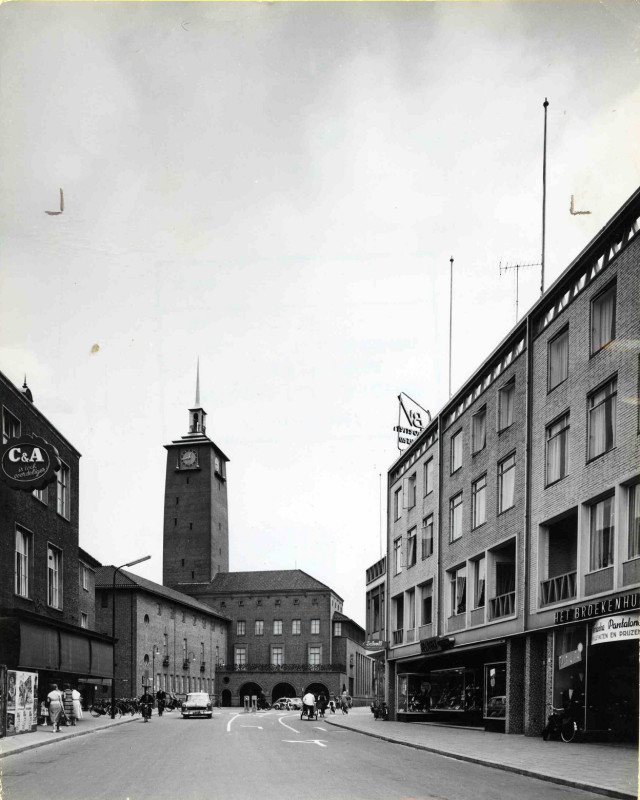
[47,545,62,609]
[590,496,615,571]
[311,619,320,634]
[291,619,301,635]
[421,515,433,559]
[451,430,463,473]
[548,327,569,390]
[80,612,88,628]
[164,634,169,655]
[271,646,283,666]
[393,537,403,573]
[629,484,640,559]
[474,557,486,608]
[406,588,416,631]
[101,593,109,608]
[424,458,434,495]
[394,487,402,520]
[156,603,162,616]
[234,646,247,666]
[588,378,617,460]
[420,582,433,625]
[450,565,467,616]
[273,619,283,635]
[33,485,48,505]
[255,620,264,636]
[449,493,463,542]
[472,407,486,454]
[498,454,516,512]
[308,645,321,666]
[236,620,246,636]
[407,527,417,567]
[404,474,417,509]
[472,474,487,528]
[591,282,616,354]
[15,527,30,597]
[56,462,70,519]
[333,622,342,636]
[546,413,569,485]
[2,407,20,444]
[82,565,89,591]
[498,381,515,431]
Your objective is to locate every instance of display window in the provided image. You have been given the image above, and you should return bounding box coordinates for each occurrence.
[553,624,587,731]
[431,667,481,712]
[483,662,506,719]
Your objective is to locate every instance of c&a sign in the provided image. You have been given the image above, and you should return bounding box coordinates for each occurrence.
[0,434,61,491]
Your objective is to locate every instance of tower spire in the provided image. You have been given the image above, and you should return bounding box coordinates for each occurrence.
[195,358,200,406]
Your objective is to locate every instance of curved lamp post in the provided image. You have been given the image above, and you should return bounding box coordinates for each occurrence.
[111,555,151,719]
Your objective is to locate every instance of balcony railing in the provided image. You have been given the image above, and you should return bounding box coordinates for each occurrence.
[183,659,191,670]
[405,628,416,643]
[216,663,346,673]
[489,591,515,619]
[200,662,206,672]
[540,571,577,606]
[162,656,170,667]
[392,629,404,645]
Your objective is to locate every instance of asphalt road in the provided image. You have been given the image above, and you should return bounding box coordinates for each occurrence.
[0,709,612,800]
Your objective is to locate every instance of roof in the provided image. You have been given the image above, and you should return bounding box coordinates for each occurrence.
[207,569,342,599]
[95,566,231,621]
[78,547,102,570]
[333,610,365,635]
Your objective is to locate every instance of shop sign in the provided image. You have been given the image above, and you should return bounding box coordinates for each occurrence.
[591,614,639,645]
[364,640,387,652]
[420,636,454,654]
[5,670,38,736]
[0,435,61,491]
[394,393,430,451]
[554,592,639,625]
[558,648,582,670]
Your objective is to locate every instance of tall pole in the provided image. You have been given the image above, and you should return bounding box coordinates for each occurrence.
[379,472,382,560]
[111,555,151,719]
[541,98,549,295]
[449,257,454,397]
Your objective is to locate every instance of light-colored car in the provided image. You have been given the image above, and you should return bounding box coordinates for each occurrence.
[181,692,213,719]
[287,697,303,710]
[273,697,303,710]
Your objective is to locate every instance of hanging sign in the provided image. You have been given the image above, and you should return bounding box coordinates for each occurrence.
[0,434,61,491]
[394,393,430,451]
[591,614,639,645]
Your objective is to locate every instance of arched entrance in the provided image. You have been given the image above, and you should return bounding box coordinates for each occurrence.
[239,682,263,706]
[221,689,232,707]
[304,682,330,700]
[271,682,297,703]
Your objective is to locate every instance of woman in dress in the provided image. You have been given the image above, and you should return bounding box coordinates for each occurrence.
[47,684,64,732]
[72,687,83,721]
[63,683,75,726]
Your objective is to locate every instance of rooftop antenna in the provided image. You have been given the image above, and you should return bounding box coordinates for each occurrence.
[379,471,383,559]
[449,256,454,397]
[499,260,541,323]
[541,98,549,295]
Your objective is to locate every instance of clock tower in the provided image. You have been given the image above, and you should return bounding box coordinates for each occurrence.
[162,367,230,590]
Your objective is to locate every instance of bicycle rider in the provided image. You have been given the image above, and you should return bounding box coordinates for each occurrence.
[140,686,154,721]
[155,687,167,717]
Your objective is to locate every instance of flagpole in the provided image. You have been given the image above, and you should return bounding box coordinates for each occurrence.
[541,98,549,295]
[449,257,454,397]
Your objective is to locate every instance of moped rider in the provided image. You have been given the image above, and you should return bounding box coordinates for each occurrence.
[139,687,154,721]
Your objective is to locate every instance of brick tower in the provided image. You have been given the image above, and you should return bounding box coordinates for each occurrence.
[162,363,229,590]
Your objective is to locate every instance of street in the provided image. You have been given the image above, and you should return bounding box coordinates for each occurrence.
[1,709,613,800]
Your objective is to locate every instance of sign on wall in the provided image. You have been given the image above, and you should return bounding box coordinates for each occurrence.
[591,614,639,645]
[393,393,430,452]
[0,434,61,491]
[5,670,38,736]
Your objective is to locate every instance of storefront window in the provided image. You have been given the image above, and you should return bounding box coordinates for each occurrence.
[553,624,587,731]
[430,668,481,712]
[484,662,506,719]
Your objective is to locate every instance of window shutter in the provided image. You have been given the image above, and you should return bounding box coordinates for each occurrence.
[402,478,410,509]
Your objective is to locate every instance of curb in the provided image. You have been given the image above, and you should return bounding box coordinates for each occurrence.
[0,714,138,759]
[324,718,637,800]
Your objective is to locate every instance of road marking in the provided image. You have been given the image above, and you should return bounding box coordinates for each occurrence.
[241,725,263,729]
[277,715,300,734]
[226,713,241,733]
[282,739,327,748]
[313,726,327,731]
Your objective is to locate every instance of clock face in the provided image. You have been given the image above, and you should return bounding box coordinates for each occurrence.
[180,449,198,468]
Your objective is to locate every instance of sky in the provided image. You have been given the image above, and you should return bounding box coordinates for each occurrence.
[1,1,639,627]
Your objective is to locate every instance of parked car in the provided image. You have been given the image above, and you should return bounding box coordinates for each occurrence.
[287,697,303,710]
[181,692,213,719]
[272,697,290,710]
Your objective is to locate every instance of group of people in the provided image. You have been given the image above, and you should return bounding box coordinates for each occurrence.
[301,689,350,717]
[139,687,170,718]
[44,683,82,732]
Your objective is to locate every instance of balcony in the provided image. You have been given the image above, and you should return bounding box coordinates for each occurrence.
[540,571,577,606]
[216,663,346,673]
[392,629,404,645]
[489,591,515,619]
[162,656,170,667]
[199,662,206,672]
[405,628,416,644]
[182,659,191,670]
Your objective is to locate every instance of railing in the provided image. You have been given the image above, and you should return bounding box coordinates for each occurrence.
[489,592,516,619]
[540,571,577,606]
[200,662,206,672]
[182,660,191,669]
[405,628,416,643]
[162,657,170,667]
[216,663,346,673]
[392,629,404,645]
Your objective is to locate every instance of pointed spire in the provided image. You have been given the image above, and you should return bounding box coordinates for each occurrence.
[195,358,200,406]
[22,375,33,403]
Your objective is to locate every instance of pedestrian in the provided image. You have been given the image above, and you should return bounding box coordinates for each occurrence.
[317,693,327,718]
[46,684,64,732]
[155,687,167,716]
[63,683,76,726]
[72,687,83,721]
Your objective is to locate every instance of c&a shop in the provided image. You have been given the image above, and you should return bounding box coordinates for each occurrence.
[550,592,638,741]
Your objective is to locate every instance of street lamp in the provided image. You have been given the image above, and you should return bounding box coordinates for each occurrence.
[151,645,159,692]
[111,555,151,719]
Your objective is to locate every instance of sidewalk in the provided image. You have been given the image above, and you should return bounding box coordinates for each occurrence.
[0,711,139,759]
[326,708,639,800]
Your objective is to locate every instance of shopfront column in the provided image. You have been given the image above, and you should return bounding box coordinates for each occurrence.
[386,659,397,721]
[505,637,525,734]
[523,631,548,736]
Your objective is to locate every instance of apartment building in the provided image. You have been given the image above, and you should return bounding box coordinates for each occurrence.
[383,186,640,739]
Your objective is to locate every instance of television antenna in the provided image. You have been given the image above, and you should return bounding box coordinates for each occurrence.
[499,260,541,323]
